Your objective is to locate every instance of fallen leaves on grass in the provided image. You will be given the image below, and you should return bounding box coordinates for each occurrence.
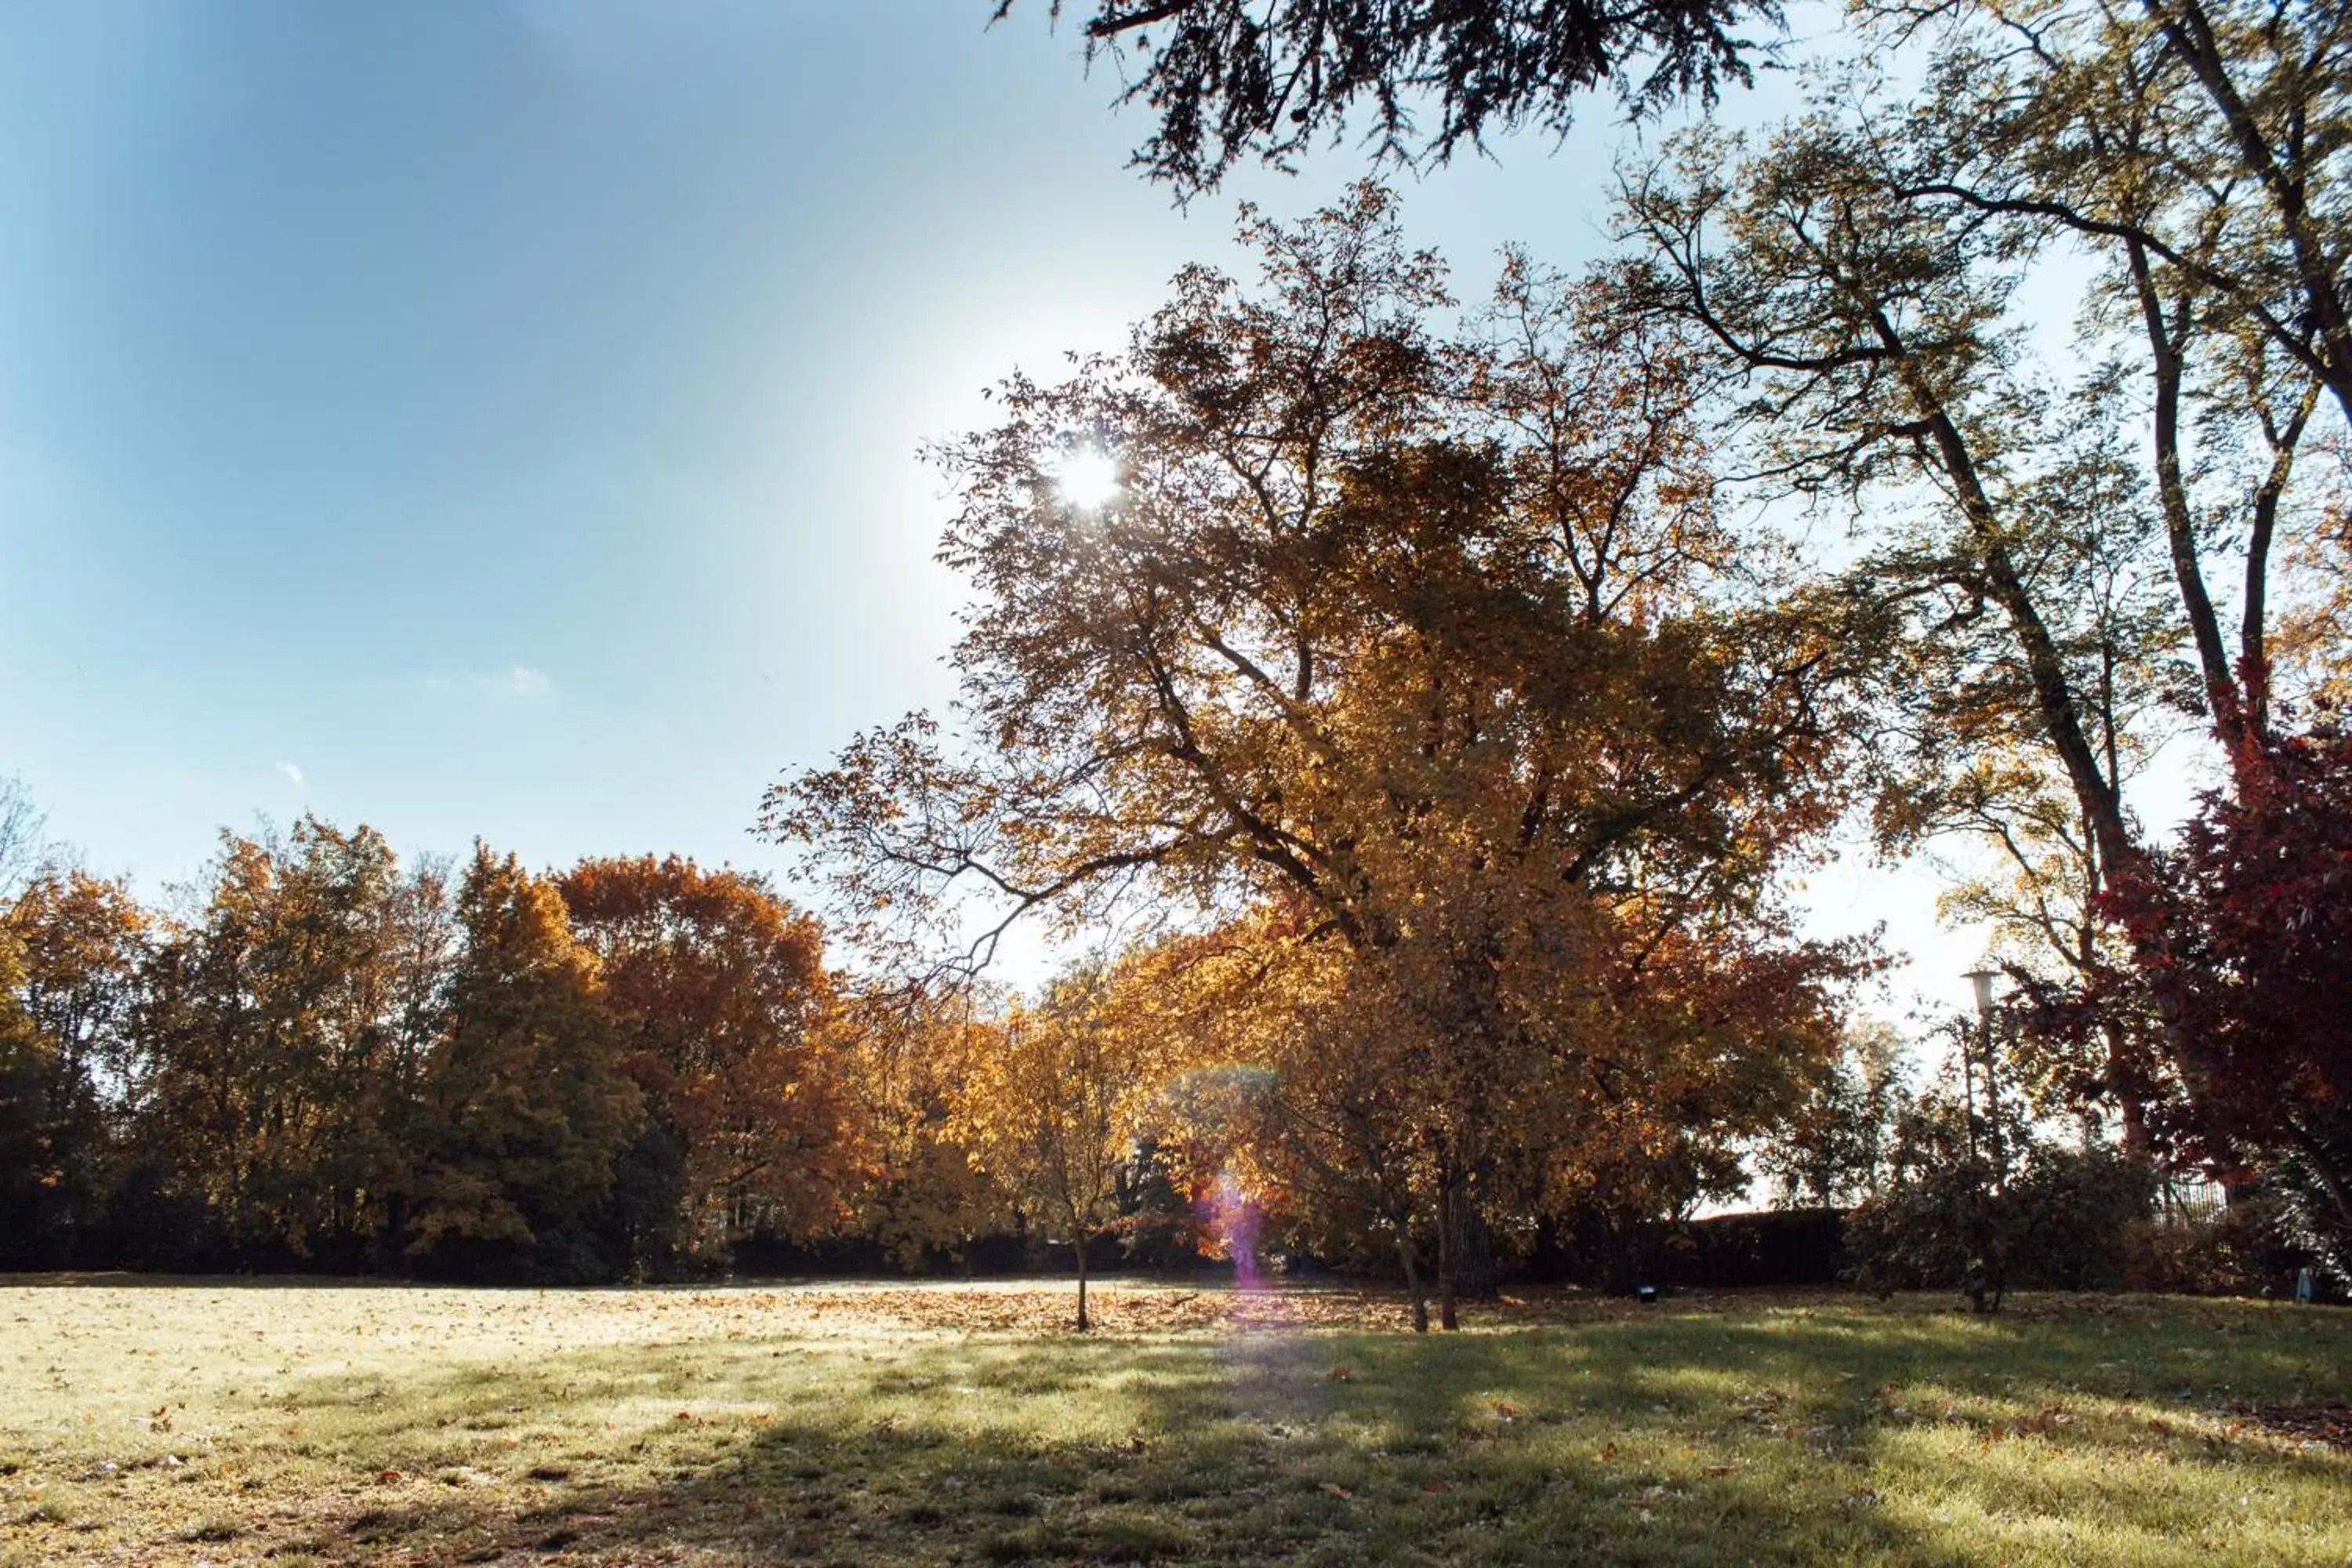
[2229,1403,2352,1450]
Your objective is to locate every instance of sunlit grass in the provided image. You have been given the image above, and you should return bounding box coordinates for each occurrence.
[2,1281,2346,1564]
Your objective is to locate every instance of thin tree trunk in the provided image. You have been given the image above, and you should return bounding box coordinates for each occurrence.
[1398,1225,1429,1334]
[1075,1235,1091,1332]
[1436,1174,1461,1332]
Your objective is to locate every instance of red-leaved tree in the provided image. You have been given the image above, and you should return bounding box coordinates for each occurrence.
[2099,719,2352,1265]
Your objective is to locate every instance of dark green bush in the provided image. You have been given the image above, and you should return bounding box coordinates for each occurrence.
[1845,1118,2154,1306]
[2121,1193,2310,1297]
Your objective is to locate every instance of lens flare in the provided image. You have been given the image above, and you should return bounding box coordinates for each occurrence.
[1054,447,1122,510]
[1207,1167,1261,1293]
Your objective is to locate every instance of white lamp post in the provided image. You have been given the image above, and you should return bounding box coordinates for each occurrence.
[1963,964,2005,1182]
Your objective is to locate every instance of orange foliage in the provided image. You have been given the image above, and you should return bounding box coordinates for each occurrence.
[560,855,858,1253]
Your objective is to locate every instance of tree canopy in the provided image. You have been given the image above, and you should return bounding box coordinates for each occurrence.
[1003,0,1780,195]
[766,187,1869,1321]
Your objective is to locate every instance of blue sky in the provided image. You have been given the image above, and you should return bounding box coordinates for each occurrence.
[0,1,1988,1015]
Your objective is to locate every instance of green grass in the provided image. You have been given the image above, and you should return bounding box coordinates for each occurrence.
[1,1279,2347,1564]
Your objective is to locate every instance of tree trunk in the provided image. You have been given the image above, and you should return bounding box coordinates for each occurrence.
[1398,1225,1429,1334]
[2120,1096,2151,1164]
[1448,1179,1498,1299]
[1436,1178,1461,1332]
[1074,1232,1091,1332]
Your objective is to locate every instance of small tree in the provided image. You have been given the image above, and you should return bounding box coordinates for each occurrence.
[1844,1020,2154,1308]
[1763,1019,1910,1210]
[950,967,1145,1330]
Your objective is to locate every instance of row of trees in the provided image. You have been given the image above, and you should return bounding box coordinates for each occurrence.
[0,800,856,1280]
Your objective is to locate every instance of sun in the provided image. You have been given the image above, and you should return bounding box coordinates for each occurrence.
[1054,446,1123,511]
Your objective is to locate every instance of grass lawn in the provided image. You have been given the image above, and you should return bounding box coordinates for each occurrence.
[2,1279,2347,1566]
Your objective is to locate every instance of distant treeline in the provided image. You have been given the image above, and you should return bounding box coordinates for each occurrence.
[0,816,874,1281]
[1,793,2326,1304]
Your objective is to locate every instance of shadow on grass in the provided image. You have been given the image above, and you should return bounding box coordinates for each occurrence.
[269,1345,1934,1566]
[20,1292,2348,1566]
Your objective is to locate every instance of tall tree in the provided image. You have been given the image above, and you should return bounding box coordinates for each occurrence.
[407,846,641,1280]
[1613,48,2349,1197]
[558,855,855,1272]
[768,187,1864,1317]
[0,869,147,1265]
[138,821,418,1264]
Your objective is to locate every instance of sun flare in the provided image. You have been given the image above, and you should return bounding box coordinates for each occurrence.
[1054,446,1123,511]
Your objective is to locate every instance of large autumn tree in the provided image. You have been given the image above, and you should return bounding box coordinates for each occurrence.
[768,186,1867,1319]
[557,855,857,1270]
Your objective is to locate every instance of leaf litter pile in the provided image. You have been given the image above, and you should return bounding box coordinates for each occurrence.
[3,1280,2347,1566]
[2230,1402,2352,1450]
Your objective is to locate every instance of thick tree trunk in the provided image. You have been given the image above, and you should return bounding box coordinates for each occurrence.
[1449,1179,1498,1299]
[2120,1095,2151,1164]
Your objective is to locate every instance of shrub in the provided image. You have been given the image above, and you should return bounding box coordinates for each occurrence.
[2121,1193,2310,1297]
[1845,1127,2154,1305]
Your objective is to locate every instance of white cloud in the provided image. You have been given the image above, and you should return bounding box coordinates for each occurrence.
[276,760,305,787]
[498,665,554,698]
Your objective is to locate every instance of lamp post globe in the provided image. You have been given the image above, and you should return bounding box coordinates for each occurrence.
[1964,965,1998,1019]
